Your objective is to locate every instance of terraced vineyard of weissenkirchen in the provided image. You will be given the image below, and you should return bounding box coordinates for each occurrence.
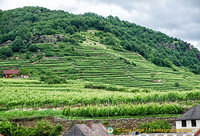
[0,31,200,119]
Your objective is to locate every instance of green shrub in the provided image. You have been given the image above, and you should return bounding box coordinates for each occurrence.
[65,67,78,74]
[0,120,63,136]
[130,89,140,93]
[66,75,78,80]
[45,51,54,57]
[175,82,180,87]
[40,75,67,84]
[34,120,53,136]
[0,120,17,136]
[141,89,151,93]
[0,47,13,59]
[119,57,136,66]
[37,54,44,60]
[49,124,63,136]
[138,120,172,133]
[18,68,30,76]
[10,74,16,78]
[63,104,183,117]
[29,44,38,52]
[85,83,127,92]
[101,120,109,125]
[63,34,83,45]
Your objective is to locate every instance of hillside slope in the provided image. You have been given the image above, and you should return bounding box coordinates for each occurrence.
[0,30,200,91]
[1,6,200,74]
[0,7,200,91]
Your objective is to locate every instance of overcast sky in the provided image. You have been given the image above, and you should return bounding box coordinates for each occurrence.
[0,0,200,49]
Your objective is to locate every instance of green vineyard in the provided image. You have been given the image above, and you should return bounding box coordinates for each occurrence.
[0,78,199,110]
[62,104,183,117]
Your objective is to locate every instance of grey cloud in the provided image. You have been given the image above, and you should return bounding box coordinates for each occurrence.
[86,0,200,42]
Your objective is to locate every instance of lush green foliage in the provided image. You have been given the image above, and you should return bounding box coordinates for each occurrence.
[18,68,30,75]
[0,6,200,73]
[138,120,172,133]
[0,39,199,91]
[0,47,13,59]
[62,104,183,117]
[85,83,127,92]
[40,75,67,84]
[0,120,63,136]
[0,7,200,124]
[0,79,200,110]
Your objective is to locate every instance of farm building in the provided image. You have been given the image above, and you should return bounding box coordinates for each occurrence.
[1,70,19,78]
[64,120,110,136]
[21,75,30,78]
[175,104,200,134]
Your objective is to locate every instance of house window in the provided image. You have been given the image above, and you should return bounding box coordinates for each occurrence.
[182,120,186,127]
[191,120,196,127]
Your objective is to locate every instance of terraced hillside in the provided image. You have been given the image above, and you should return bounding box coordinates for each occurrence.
[0,31,200,91]
[1,7,200,135]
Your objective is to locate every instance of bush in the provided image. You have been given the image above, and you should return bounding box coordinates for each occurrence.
[63,34,82,45]
[130,89,140,93]
[40,75,67,84]
[45,51,54,57]
[29,44,38,52]
[34,120,53,136]
[175,82,180,87]
[37,54,44,60]
[18,68,30,76]
[0,120,63,136]
[141,89,151,93]
[65,67,78,74]
[0,120,17,136]
[49,124,63,136]
[0,47,13,59]
[119,57,136,66]
[85,83,127,92]
[10,74,16,78]
[66,75,78,80]
[138,120,172,133]
[11,36,25,52]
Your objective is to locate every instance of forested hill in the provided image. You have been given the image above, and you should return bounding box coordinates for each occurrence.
[0,6,200,74]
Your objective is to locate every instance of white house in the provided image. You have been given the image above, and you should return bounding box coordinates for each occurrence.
[175,104,200,134]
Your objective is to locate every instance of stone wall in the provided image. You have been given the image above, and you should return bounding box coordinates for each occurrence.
[12,116,177,136]
[53,117,176,130]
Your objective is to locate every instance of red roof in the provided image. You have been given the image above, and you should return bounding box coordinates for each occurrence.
[2,70,19,75]
[195,128,200,136]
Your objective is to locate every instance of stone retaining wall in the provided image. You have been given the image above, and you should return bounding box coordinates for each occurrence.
[53,117,176,135]
[12,116,177,136]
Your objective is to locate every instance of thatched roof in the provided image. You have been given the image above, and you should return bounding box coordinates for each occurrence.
[176,104,200,121]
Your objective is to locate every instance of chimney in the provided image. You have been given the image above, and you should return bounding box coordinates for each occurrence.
[86,119,93,128]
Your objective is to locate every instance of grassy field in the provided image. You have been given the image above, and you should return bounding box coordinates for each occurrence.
[0,31,200,119]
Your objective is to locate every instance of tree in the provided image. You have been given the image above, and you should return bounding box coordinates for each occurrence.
[175,82,180,87]
[0,47,13,58]
[65,26,75,34]
[29,44,38,52]
[11,36,25,52]
[18,68,30,76]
